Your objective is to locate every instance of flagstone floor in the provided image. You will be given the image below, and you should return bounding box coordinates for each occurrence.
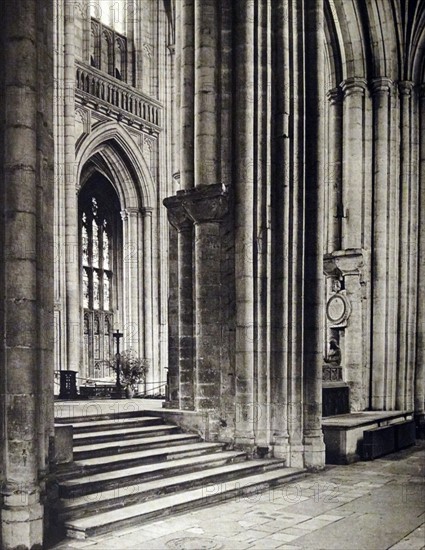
[49,434,424,550]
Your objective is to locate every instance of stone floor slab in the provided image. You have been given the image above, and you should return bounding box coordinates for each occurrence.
[49,442,425,550]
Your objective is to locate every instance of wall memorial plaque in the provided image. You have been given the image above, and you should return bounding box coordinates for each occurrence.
[326,292,351,327]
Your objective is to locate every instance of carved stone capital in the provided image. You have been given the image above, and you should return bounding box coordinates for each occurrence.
[370,77,393,96]
[178,183,229,225]
[141,206,153,218]
[327,87,343,104]
[163,195,192,232]
[126,206,140,217]
[398,80,414,96]
[341,78,367,98]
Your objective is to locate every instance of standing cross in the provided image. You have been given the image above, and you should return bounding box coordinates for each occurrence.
[113,329,124,390]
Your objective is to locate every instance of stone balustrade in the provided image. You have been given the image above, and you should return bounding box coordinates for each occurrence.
[75,61,162,132]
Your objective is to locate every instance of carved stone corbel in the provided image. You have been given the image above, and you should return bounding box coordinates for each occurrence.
[163,195,192,232]
[178,183,229,225]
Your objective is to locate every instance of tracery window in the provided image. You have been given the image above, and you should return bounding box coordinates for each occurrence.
[89,3,128,82]
[90,0,126,34]
[80,178,121,378]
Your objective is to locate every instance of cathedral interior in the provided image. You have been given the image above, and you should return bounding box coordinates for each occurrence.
[0,0,424,548]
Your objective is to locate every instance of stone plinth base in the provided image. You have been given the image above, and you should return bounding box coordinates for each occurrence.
[1,492,43,550]
[322,411,413,464]
[303,434,326,469]
[54,424,73,464]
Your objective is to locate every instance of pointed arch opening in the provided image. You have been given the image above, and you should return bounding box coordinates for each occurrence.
[79,172,122,379]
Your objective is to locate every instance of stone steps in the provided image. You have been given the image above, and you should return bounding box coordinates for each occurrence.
[59,441,226,478]
[73,424,180,445]
[54,410,305,540]
[58,459,287,520]
[64,468,304,539]
[59,450,248,498]
[56,415,164,433]
[73,432,201,460]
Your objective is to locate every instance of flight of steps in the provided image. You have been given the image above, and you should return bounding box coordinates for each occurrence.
[53,410,304,540]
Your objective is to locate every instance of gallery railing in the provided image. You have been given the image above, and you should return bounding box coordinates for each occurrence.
[75,61,162,132]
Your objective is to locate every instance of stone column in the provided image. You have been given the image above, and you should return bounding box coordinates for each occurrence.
[64,0,80,373]
[397,81,414,410]
[122,208,141,354]
[164,0,195,409]
[370,78,394,410]
[234,0,256,447]
[120,209,131,347]
[180,0,195,190]
[142,207,155,393]
[326,87,343,253]
[341,78,367,250]
[415,85,425,424]
[194,0,219,185]
[181,185,228,416]
[271,0,290,460]
[178,223,194,410]
[163,197,194,409]
[254,0,273,451]
[0,1,54,548]
[303,0,326,468]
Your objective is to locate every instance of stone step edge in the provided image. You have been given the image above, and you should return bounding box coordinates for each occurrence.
[66,442,226,476]
[56,416,164,432]
[55,411,155,424]
[59,450,248,492]
[74,433,199,454]
[58,459,286,515]
[73,424,179,444]
[65,468,306,539]
[73,436,203,461]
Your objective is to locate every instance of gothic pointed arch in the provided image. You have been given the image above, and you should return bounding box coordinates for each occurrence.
[75,122,155,208]
[74,123,158,386]
[325,0,369,81]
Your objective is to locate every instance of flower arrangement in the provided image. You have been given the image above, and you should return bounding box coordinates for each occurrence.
[110,349,149,391]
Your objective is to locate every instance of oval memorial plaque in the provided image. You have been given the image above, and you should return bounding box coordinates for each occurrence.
[326,294,348,325]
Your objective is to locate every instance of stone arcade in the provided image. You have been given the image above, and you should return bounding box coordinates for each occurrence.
[0,0,424,548]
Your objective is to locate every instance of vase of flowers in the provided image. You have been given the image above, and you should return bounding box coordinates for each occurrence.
[110,350,149,398]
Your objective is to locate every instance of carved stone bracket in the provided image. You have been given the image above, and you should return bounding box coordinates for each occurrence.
[164,183,229,230]
[163,194,192,232]
[178,183,229,225]
[324,248,368,282]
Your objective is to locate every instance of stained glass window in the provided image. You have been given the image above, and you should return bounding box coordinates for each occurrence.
[103,226,110,269]
[92,220,99,268]
[93,271,100,309]
[83,269,90,308]
[103,274,110,310]
[82,225,89,265]
[80,178,119,379]
[94,315,100,359]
